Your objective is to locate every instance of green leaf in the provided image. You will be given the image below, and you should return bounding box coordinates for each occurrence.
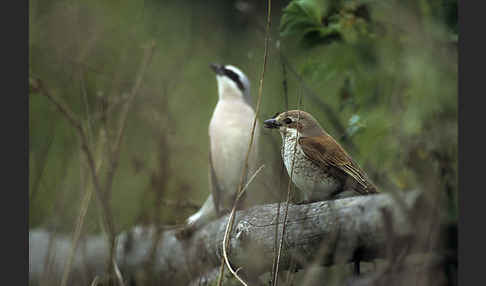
[280,0,327,37]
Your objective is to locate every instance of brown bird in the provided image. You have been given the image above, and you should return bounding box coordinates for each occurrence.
[263,110,378,202]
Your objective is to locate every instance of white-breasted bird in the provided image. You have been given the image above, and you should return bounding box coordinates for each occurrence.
[183,64,260,232]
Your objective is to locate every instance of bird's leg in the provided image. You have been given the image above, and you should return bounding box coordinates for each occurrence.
[353,246,363,276]
[354,261,360,276]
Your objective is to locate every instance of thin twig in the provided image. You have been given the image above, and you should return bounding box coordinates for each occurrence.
[113,256,126,286]
[104,40,156,202]
[32,77,115,243]
[40,229,58,286]
[59,58,100,286]
[272,109,302,286]
[217,1,272,285]
[32,76,116,281]
[100,41,156,284]
[29,129,55,202]
[60,183,94,286]
[271,48,290,283]
[90,276,100,286]
[270,163,285,283]
[79,67,94,145]
[60,131,106,286]
[279,49,289,110]
[145,83,170,282]
[221,165,266,286]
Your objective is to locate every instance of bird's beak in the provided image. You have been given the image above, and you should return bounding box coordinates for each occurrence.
[210,63,224,75]
[263,118,281,129]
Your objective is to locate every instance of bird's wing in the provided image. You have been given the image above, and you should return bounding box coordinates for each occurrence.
[208,146,223,215]
[299,135,377,194]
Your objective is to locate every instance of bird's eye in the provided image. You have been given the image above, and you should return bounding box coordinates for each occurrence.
[283,118,292,124]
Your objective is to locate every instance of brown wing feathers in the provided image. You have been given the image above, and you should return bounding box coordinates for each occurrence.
[299,135,378,194]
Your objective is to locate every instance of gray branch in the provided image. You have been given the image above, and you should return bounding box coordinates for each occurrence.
[30,191,425,285]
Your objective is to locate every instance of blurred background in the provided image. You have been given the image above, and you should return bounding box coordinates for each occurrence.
[29,0,457,284]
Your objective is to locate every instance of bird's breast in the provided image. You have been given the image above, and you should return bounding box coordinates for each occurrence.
[281,131,340,200]
[209,100,259,196]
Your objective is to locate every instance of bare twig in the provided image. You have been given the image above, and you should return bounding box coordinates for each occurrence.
[100,41,156,284]
[79,67,94,144]
[32,76,116,247]
[29,129,55,202]
[270,163,285,283]
[270,47,291,283]
[60,181,95,286]
[34,41,156,283]
[90,276,100,286]
[145,83,170,282]
[40,230,58,286]
[217,1,272,284]
[104,40,156,203]
[273,109,302,286]
[60,131,106,286]
[221,165,266,286]
[279,48,289,110]
[32,77,117,282]
[113,257,126,286]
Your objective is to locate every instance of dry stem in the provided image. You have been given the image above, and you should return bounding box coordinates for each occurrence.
[217,0,272,285]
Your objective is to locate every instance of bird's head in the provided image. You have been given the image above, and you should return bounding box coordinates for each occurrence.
[210,63,251,104]
[263,110,326,137]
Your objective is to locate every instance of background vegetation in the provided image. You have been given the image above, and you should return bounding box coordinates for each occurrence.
[29,0,457,284]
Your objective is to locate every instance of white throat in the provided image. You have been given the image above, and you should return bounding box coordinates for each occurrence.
[279,127,300,140]
[216,76,244,101]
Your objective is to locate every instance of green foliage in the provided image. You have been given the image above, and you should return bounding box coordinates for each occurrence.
[280,0,328,36]
[280,0,457,47]
[280,0,379,46]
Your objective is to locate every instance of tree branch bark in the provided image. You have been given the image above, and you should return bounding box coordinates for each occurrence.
[30,191,429,285]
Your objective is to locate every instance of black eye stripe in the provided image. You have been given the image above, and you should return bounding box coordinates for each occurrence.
[223,68,245,92]
[283,118,292,124]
